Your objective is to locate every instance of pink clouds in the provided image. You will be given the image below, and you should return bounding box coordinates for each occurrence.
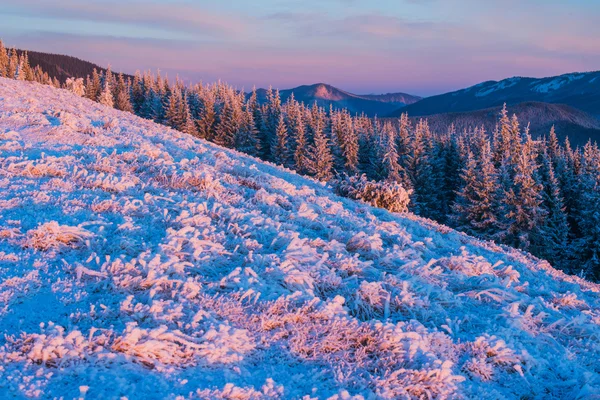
[3,0,600,96]
[4,0,246,38]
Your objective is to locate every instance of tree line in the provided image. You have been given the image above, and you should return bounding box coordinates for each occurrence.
[1,40,599,279]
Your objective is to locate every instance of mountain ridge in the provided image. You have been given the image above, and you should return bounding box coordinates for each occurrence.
[392,70,600,117]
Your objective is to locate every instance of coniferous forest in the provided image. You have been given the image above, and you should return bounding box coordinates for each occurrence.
[1,41,598,280]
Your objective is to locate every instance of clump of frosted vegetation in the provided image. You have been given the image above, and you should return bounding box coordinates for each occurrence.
[24,222,94,251]
[333,174,411,213]
[1,78,600,399]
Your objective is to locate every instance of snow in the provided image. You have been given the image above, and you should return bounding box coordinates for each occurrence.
[531,73,585,93]
[474,77,520,97]
[2,78,600,398]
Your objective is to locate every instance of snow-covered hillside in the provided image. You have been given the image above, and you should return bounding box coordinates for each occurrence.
[1,78,600,399]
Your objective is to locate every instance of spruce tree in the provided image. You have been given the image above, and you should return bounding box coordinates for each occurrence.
[272,114,291,167]
[86,69,102,101]
[501,133,546,251]
[214,98,236,148]
[308,110,334,181]
[535,148,570,270]
[0,40,8,78]
[235,107,260,156]
[115,73,133,112]
[7,49,18,79]
[98,77,114,108]
[451,141,498,238]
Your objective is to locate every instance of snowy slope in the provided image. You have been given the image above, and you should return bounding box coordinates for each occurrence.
[1,78,600,399]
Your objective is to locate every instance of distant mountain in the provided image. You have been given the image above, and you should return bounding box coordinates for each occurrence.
[252,83,420,117]
[391,71,600,118]
[15,49,132,83]
[403,102,600,147]
[359,92,421,105]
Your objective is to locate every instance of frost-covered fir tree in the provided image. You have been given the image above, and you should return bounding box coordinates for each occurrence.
[65,78,86,97]
[86,69,102,101]
[214,98,236,148]
[380,121,402,183]
[293,111,309,174]
[0,40,8,78]
[98,77,114,108]
[396,113,414,189]
[182,93,198,137]
[235,107,260,156]
[335,110,359,174]
[114,73,133,113]
[308,110,334,181]
[272,114,291,167]
[500,133,546,250]
[165,86,185,130]
[452,139,499,238]
[572,142,600,278]
[534,148,570,270]
[7,49,18,79]
[197,87,216,140]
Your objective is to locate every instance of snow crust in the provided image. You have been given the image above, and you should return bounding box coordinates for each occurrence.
[1,78,600,399]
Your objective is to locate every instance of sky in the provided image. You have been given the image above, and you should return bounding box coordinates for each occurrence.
[1,0,600,96]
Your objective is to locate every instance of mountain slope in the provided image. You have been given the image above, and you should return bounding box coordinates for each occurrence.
[1,78,600,399]
[15,49,133,83]
[253,83,420,117]
[394,71,600,117]
[404,102,600,146]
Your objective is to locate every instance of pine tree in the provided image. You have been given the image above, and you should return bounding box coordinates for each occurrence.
[86,69,102,101]
[0,40,8,78]
[131,71,145,114]
[98,76,114,108]
[182,93,198,137]
[16,52,33,81]
[572,142,600,278]
[451,140,499,238]
[380,121,402,183]
[500,133,546,250]
[308,110,334,181]
[336,110,359,174]
[293,112,309,174]
[165,86,184,129]
[197,86,217,140]
[214,98,236,148]
[493,103,513,165]
[114,73,133,112]
[534,148,570,270]
[396,113,414,189]
[272,113,291,167]
[7,49,18,79]
[235,107,260,156]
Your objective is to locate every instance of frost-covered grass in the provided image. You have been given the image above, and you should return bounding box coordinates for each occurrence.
[1,78,600,399]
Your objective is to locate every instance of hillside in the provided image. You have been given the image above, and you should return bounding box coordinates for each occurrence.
[1,78,600,399]
[401,102,600,147]
[253,83,420,117]
[15,49,133,84]
[394,71,600,118]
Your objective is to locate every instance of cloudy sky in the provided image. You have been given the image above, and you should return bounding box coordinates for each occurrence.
[2,0,600,96]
